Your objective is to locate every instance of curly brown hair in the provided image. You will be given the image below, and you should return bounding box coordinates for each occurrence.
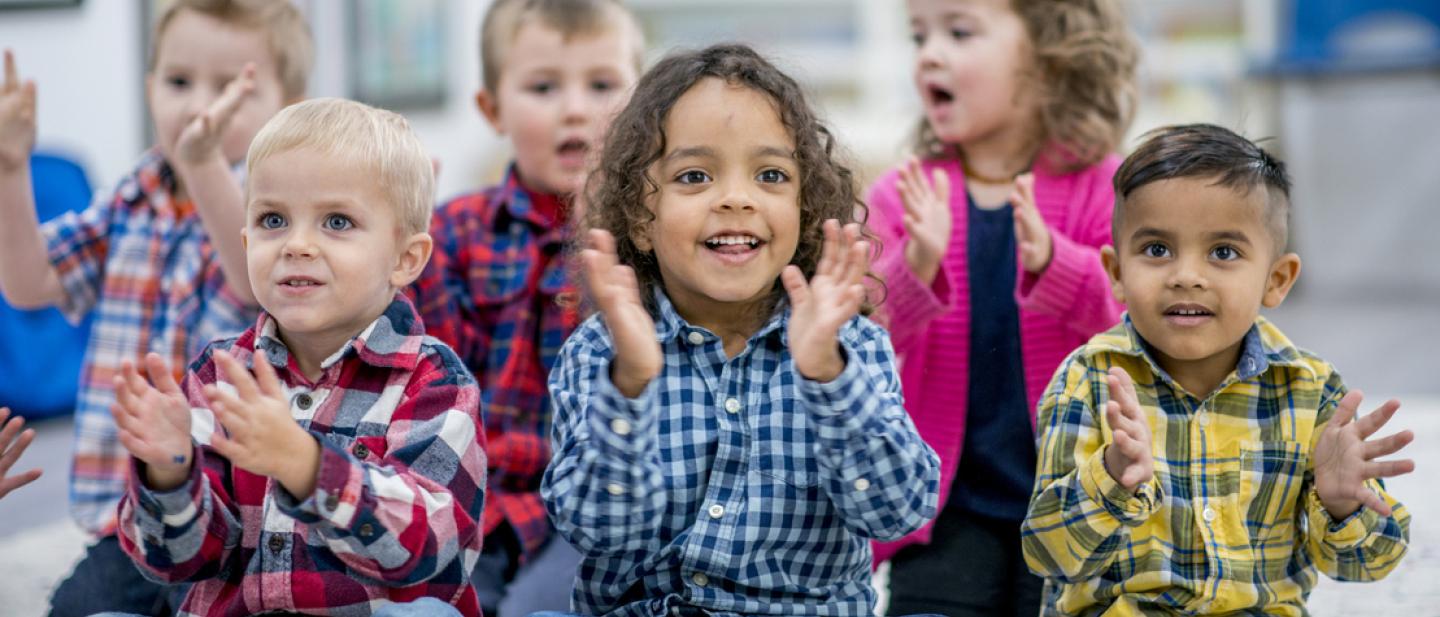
[915,0,1138,172]
[582,43,874,318]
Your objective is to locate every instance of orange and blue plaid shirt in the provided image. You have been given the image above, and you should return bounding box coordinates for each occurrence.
[116,295,485,616]
[1022,316,1410,616]
[407,165,578,561]
[44,149,254,536]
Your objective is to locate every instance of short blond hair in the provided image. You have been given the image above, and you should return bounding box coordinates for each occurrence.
[152,0,313,101]
[246,98,435,237]
[480,0,645,94]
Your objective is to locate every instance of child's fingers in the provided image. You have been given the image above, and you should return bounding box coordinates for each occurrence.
[1330,390,1363,428]
[251,355,285,399]
[0,413,22,449]
[209,64,256,124]
[209,430,241,462]
[204,387,248,433]
[1364,429,1414,461]
[113,373,145,417]
[120,361,152,400]
[214,350,261,402]
[781,265,810,308]
[144,353,183,396]
[0,426,34,470]
[1105,400,1134,436]
[930,168,949,206]
[1357,487,1393,517]
[1352,398,1401,439]
[3,49,16,90]
[1366,458,1416,480]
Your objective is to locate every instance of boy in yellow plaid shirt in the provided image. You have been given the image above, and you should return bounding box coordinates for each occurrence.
[1021,124,1413,616]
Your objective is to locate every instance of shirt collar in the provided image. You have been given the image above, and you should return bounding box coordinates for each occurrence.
[251,293,427,376]
[651,286,789,347]
[1094,314,1312,387]
[495,164,566,229]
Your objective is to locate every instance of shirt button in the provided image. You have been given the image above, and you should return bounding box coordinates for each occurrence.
[1202,507,1217,522]
[1197,413,1210,427]
[724,398,741,414]
[707,504,724,519]
[353,443,369,459]
[144,534,160,546]
[687,331,705,345]
[606,483,626,496]
[324,494,339,511]
[294,393,313,410]
[359,523,374,538]
[854,478,871,492]
[267,534,285,554]
[610,418,632,436]
[691,572,709,587]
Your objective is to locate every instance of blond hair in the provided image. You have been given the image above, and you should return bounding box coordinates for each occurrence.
[480,0,645,94]
[151,0,313,101]
[246,98,435,237]
[916,0,1138,172]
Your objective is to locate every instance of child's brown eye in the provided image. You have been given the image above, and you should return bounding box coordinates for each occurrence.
[677,170,710,184]
[757,169,788,184]
[1142,243,1169,258]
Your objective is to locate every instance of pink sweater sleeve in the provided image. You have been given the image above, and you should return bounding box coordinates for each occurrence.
[867,169,956,352]
[1016,159,1124,336]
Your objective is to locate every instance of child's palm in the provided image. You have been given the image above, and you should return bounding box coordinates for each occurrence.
[0,50,37,172]
[784,221,868,382]
[174,64,255,165]
[1314,391,1414,518]
[897,158,952,274]
[583,230,661,395]
[1102,368,1154,491]
[111,354,193,470]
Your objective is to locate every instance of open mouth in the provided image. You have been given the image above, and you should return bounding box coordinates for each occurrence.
[927,84,955,106]
[557,138,588,157]
[704,233,765,254]
[279,276,322,288]
[1163,304,1214,325]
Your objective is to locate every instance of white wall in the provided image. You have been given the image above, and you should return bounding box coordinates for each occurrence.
[1,2,145,191]
[0,0,510,200]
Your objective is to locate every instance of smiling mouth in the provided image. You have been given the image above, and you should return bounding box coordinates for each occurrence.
[704,234,764,254]
[280,277,322,288]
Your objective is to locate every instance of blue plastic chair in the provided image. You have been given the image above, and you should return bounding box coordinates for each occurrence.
[0,152,94,419]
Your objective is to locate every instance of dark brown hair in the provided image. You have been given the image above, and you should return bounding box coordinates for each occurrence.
[479,0,645,94]
[1113,123,1292,251]
[582,43,873,318]
[915,0,1138,172]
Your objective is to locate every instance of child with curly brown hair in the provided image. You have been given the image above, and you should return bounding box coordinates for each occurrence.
[537,43,941,616]
[867,1,1139,615]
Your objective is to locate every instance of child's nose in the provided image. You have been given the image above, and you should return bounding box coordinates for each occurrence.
[1167,259,1208,289]
[282,229,319,258]
[716,183,758,212]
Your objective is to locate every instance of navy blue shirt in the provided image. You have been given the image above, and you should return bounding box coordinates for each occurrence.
[947,194,1037,522]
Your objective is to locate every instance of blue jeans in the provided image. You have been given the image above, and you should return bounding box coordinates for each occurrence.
[93,598,462,617]
[48,534,187,617]
[474,526,581,616]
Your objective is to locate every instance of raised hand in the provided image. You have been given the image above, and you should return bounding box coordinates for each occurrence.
[582,229,661,398]
[0,407,41,500]
[1010,173,1052,274]
[896,157,952,284]
[173,63,256,166]
[111,353,194,490]
[1314,391,1415,519]
[0,50,37,173]
[1102,367,1154,492]
[783,220,869,383]
[202,350,318,497]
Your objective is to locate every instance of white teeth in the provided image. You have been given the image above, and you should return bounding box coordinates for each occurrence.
[1172,309,1207,316]
[707,235,759,247]
[284,280,316,287]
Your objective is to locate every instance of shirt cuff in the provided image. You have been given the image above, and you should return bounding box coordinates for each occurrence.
[1306,485,1384,550]
[130,446,205,525]
[584,359,660,455]
[875,246,954,328]
[1079,447,1160,526]
[273,437,362,530]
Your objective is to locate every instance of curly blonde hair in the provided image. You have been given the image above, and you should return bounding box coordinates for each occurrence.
[916,0,1138,172]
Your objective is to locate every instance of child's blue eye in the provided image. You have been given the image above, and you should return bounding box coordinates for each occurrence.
[259,212,286,229]
[757,169,789,184]
[677,170,710,185]
[1211,245,1239,261]
[1141,242,1169,258]
[324,214,354,231]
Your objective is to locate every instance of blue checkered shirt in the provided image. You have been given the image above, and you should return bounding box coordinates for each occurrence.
[542,291,940,616]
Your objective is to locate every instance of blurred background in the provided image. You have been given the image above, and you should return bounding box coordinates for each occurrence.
[0,0,1436,613]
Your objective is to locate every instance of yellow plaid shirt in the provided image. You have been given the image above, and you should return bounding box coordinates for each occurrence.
[1021,316,1410,616]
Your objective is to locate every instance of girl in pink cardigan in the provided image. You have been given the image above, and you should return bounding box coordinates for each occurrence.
[869,1,1138,615]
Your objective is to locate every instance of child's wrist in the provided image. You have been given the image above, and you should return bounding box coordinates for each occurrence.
[143,456,192,492]
[798,348,845,383]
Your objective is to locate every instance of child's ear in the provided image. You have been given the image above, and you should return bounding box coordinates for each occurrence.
[629,222,653,252]
[1100,244,1125,305]
[1261,252,1301,308]
[390,232,435,289]
[475,89,504,135]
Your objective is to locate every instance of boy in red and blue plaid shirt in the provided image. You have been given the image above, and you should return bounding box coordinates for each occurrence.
[110,99,486,616]
[407,1,643,613]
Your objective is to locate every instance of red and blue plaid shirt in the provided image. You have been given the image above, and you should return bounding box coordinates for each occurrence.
[117,295,485,616]
[408,166,579,561]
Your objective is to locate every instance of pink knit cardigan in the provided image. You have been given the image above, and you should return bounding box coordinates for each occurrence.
[867,155,1125,565]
